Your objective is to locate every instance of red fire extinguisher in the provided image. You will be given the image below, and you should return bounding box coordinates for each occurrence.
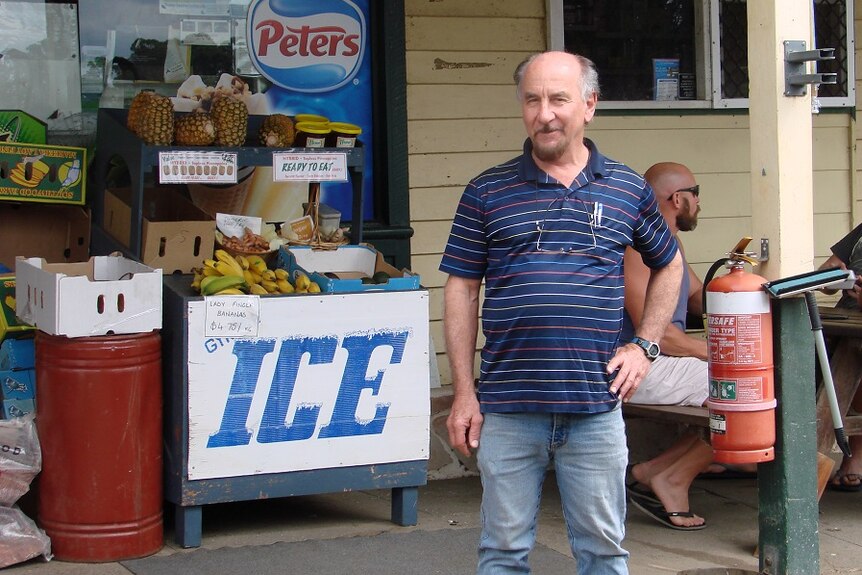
[703,238,776,464]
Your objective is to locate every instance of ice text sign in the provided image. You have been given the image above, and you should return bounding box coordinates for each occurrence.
[186,290,429,479]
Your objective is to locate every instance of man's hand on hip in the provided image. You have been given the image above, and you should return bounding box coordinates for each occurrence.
[606,343,653,402]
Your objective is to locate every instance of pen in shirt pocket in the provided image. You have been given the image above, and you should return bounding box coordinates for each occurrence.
[592,202,603,227]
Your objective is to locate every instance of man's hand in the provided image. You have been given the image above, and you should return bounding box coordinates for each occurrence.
[818,255,849,295]
[606,343,653,402]
[446,392,483,458]
[852,279,862,308]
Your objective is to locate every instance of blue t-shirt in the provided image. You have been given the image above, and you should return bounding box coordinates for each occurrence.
[439,138,679,414]
[621,250,691,343]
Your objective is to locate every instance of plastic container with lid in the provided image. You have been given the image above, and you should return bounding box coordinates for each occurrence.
[294,114,329,124]
[326,122,362,148]
[302,202,342,236]
[294,122,331,148]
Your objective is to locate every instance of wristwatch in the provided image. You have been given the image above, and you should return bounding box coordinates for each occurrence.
[631,336,661,361]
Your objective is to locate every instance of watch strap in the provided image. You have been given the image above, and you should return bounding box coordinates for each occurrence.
[631,336,660,360]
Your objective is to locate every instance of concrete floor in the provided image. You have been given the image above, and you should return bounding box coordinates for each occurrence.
[5,472,861,574]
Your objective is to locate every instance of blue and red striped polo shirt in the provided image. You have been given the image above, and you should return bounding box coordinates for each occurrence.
[439,138,678,414]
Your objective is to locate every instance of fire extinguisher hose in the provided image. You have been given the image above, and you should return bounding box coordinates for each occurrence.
[701,257,731,323]
[803,291,853,458]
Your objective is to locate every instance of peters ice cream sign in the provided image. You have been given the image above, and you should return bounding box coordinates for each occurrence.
[246,0,366,93]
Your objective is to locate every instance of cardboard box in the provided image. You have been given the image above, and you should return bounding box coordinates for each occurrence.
[0,339,34,371]
[0,203,90,271]
[1,398,34,419]
[0,370,34,400]
[0,141,86,204]
[104,186,215,274]
[277,245,420,293]
[0,276,35,343]
[14,255,163,338]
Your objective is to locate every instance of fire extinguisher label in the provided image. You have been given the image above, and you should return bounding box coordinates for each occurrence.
[710,379,737,400]
[705,291,770,315]
[709,376,767,402]
[709,413,727,434]
[707,313,766,364]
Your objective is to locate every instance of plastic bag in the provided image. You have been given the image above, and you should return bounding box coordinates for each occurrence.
[0,414,41,506]
[0,506,51,567]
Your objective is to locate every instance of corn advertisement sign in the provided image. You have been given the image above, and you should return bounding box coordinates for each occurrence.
[0,142,86,205]
[0,275,34,342]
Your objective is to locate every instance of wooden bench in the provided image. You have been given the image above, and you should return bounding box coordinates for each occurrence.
[623,357,860,500]
[622,400,837,503]
[622,403,709,428]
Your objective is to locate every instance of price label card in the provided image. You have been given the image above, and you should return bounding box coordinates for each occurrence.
[159,151,238,183]
[272,152,348,182]
[204,295,260,338]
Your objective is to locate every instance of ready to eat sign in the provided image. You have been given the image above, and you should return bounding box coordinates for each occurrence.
[246,0,366,93]
[185,290,430,480]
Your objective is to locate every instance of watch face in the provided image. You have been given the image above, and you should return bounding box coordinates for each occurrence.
[633,337,660,359]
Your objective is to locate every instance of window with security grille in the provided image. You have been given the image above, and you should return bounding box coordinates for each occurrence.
[562,0,698,102]
[556,0,854,108]
[717,0,850,104]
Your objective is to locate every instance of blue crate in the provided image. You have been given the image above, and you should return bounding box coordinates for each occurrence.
[0,338,35,371]
[0,369,35,400]
[276,245,420,293]
[1,398,35,419]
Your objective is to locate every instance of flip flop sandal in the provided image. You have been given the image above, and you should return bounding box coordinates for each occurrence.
[625,463,660,504]
[628,491,707,531]
[829,473,862,492]
[697,464,757,480]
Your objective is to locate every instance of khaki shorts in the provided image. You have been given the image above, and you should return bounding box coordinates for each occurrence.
[628,355,708,407]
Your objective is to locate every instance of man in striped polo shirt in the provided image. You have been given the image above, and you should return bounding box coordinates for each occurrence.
[440,51,683,574]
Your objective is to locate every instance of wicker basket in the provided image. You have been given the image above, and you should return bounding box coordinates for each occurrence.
[214,227,278,267]
[288,237,349,251]
[216,239,277,267]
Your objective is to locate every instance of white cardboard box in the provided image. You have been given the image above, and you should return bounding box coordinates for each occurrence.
[277,245,420,293]
[15,255,162,338]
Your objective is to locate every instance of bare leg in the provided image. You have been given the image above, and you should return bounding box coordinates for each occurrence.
[631,434,699,484]
[632,434,712,528]
[832,387,862,488]
[831,435,862,489]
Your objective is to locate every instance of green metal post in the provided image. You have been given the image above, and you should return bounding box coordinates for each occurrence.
[758,297,819,574]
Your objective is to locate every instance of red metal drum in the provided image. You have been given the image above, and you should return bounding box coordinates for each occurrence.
[35,331,163,562]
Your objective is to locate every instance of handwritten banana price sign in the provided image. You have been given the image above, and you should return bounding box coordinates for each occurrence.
[272,152,348,182]
[205,295,260,338]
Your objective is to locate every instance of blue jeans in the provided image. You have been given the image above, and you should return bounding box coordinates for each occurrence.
[476,409,629,575]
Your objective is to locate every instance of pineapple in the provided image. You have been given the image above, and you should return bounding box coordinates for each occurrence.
[259,114,296,147]
[127,90,155,134]
[128,90,174,145]
[211,96,248,147]
[174,111,216,146]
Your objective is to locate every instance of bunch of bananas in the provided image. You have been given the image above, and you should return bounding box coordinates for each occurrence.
[190,249,248,295]
[191,250,321,296]
[291,270,322,294]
